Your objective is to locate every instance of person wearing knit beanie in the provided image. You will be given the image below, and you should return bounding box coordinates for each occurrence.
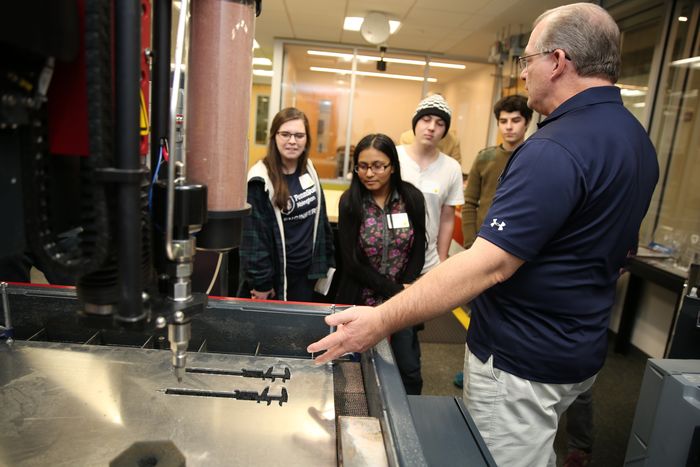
[377,92,463,399]
[399,93,463,274]
[411,94,452,138]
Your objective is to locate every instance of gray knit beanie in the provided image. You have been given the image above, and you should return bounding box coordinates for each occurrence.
[411,94,451,137]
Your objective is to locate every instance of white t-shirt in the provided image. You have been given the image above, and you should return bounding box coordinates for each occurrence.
[397,145,464,273]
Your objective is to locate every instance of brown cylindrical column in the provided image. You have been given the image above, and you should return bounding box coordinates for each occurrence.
[186,0,255,251]
[186,0,254,212]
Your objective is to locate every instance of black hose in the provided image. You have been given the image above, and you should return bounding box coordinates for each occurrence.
[21,0,113,279]
[114,0,145,322]
[150,0,170,178]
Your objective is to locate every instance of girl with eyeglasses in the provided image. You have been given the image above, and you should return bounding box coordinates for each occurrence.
[239,107,334,302]
[336,133,426,394]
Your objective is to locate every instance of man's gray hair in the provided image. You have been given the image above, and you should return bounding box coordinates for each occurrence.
[534,3,621,83]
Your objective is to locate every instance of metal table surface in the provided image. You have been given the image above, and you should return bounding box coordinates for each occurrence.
[0,341,336,466]
[0,284,498,466]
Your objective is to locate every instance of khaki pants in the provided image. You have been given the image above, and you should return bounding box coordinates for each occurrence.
[462,345,596,467]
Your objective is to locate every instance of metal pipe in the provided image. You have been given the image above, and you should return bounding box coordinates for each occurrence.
[115,0,144,321]
[1,282,11,331]
[342,50,358,178]
[421,55,430,97]
[168,319,191,382]
[166,0,190,261]
[150,0,171,175]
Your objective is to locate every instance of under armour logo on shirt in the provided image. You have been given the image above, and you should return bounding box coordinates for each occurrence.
[491,218,506,231]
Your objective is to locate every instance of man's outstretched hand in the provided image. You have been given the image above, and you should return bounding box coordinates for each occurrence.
[307,306,387,364]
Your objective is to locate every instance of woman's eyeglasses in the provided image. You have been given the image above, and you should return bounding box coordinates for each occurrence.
[354,163,391,174]
[276,131,307,141]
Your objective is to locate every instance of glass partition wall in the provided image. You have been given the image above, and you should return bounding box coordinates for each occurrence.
[639,0,700,267]
[268,3,700,267]
[273,41,496,179]
[616,3,666,126]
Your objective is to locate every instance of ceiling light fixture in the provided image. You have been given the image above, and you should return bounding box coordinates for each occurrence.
[616,84,648,97]
[361,12,391,44]
[619,89,646,97]
[343,15,402,38]
[343,17,364,31]
[670,56,700,67]
[253,69,273,77]
[678,16,688,22]
[307,50,465,69]
[308,50,353,59]
[389,58,465,69]
[310,66,437,83]
[252,57,272,66]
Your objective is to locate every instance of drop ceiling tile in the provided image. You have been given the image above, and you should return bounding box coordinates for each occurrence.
[413,0,492,14]
[349,0,414,16]
[403,8,471,29]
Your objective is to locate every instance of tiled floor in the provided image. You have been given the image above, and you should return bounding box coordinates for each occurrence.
[418,309,467,397]
[421,341,465,398]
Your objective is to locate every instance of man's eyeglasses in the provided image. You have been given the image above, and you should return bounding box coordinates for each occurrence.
[517,49,571,71]
[277,131,307,141]
[354,162,391,174]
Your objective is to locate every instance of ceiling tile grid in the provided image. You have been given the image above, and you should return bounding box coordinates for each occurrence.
[252,0,574,62]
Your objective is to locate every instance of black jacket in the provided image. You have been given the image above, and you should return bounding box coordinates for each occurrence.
[335,182,425,305]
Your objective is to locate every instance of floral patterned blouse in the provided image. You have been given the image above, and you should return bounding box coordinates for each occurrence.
[358,192,415,305]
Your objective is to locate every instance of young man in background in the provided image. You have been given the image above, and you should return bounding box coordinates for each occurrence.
[393,94,465,395]
[462,95,532,249]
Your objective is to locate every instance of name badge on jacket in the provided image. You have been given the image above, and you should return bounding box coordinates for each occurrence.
[299,173,314,190]
[387,212,410,229]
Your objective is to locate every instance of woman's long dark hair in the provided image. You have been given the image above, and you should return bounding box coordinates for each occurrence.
[263,107,311,209]
[345,133,425,238]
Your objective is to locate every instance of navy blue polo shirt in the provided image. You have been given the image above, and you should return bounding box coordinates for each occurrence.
[467,86,659,384]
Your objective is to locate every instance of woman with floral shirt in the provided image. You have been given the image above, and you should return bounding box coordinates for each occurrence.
[335,133,426,394]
